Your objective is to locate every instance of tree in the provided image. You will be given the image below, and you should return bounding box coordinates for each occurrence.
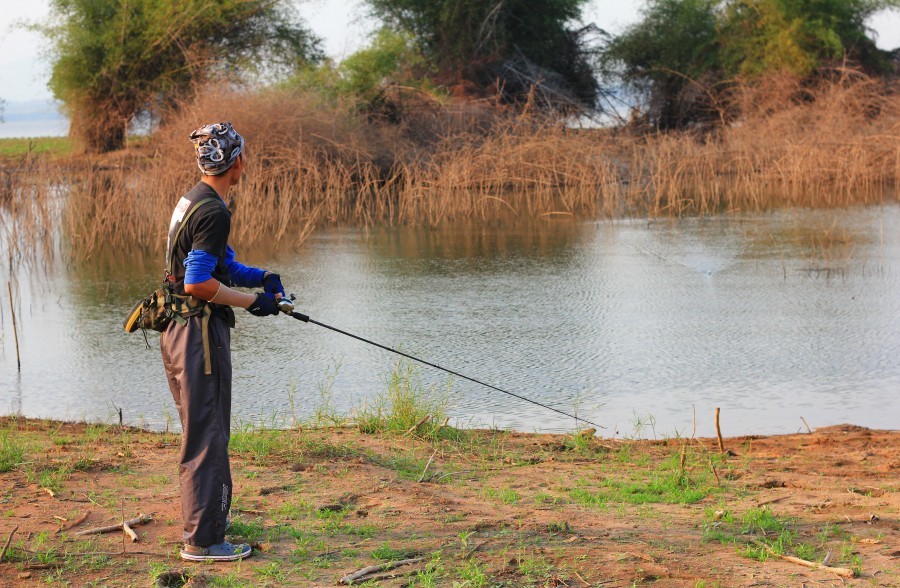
[290,29,430,103]
[366,0,600,109]
[42,0,322,152]
[601,0,900,129]
[720,0,900,77]
[599,0,723,128]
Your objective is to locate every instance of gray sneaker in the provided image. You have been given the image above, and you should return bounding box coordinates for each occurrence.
[180,541,251,562]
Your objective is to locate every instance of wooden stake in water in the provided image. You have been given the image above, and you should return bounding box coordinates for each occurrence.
[7,282,20,372]
[715,407,725,453]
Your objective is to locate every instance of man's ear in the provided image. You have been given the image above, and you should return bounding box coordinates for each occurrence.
[230,153,245,183]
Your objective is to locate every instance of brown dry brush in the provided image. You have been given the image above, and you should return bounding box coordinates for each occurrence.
[1,76,898,264]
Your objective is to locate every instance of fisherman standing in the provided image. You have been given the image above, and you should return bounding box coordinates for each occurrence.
[161,122,285,562]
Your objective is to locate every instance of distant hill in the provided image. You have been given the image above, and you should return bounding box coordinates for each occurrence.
[0,99,69,139]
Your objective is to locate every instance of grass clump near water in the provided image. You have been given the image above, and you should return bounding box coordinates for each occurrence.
[2,75,898,267]
[356,360,459,441]
[0,430,26,472]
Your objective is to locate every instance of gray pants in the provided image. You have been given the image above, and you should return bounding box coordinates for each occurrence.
[161,314,232,547]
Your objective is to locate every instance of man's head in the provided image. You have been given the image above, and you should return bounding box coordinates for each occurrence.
[189,122,245,177]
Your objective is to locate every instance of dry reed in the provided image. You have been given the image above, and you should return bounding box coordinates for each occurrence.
[1,74,897,265]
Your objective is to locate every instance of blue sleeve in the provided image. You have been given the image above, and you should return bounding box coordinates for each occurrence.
[184,250,218,284]
[225,245,266,288]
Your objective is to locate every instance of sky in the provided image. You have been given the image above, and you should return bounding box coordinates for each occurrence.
[0,0,899,103]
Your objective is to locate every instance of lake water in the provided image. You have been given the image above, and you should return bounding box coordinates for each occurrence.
[2,206,899,437]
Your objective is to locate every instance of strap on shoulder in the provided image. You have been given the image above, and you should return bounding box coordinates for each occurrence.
[165,197,222,276]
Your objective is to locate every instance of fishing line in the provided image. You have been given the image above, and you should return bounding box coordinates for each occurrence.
[286,310,605,430]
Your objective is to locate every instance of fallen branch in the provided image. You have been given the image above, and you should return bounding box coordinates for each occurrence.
[418,449,439,483]
[462,539,495,560]
[344,569,422,584]
[753,540,854,577]
[340,556,425,585]
[122,523,138,542]
[0,525,17,563]
[74,514,152,539]
[56,511,91,534]
[405,414,431,436]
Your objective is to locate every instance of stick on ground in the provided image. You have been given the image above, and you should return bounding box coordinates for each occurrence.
[753,540,854,577]
[340,556,426,585]
[418,449,439,482]
[0,525,18,563]
[122,523,138,543]
[74,514,152,538]
[56,511,91,534]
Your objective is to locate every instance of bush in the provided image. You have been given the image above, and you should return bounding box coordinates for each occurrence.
[41,0,322,152]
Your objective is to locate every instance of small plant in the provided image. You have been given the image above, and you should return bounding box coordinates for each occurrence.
[409,555,445,587]
[517,549,553,582]
[534,492,559,505]
[311,358,345,427]
[483,487,520,504]
[255,561,288,583]
[456,559,489,587]
[372,542,417,561]
[228,518,267,542]
[547,520,572,534]
[356,360,454,440]
[0,431,25,472]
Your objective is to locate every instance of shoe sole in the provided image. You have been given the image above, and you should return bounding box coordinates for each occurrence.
[180,550,250,562]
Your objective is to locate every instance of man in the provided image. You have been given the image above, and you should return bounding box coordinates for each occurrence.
[161,122,284,562]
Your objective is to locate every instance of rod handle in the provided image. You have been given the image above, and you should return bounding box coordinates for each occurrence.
[290,311,310,323]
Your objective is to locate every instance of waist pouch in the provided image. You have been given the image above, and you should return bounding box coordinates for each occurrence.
[124,282,205,334]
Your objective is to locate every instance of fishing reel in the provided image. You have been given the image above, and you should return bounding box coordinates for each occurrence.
[277,293,297,314]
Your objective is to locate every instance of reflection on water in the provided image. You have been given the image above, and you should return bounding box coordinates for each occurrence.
[1,207,899,436]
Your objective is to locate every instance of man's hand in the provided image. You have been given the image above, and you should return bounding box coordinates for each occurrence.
[263,272,285,298]
[247,292,279,317]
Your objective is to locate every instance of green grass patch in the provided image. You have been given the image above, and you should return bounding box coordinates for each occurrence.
[456,559,489,587]
[228,518,267,542]
[703,507,859,575]
[0,136,72,158]
[0,431,26,472]
[483,486,521,504]
[372,542,418,561]
[570,466,712,506]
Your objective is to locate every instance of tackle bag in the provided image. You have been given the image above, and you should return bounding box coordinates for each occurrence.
[123,196,220,334]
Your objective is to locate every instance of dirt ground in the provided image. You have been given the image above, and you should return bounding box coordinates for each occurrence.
[0,417,897,587]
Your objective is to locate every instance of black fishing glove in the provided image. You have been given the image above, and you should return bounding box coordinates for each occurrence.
[263,272,285,297]
[247,292,279,317]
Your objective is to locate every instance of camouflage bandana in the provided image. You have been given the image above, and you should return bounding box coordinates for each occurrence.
[189,122,245,176]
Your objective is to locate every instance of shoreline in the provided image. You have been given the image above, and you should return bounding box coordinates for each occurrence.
[1,417,897,586]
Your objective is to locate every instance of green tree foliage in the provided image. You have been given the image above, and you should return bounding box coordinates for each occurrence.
[366,0,600,108]
[602,0,900,129]
[600,0,722,128]
[43,0,322,152]
[721,0,900,77]
[291,29,430,102]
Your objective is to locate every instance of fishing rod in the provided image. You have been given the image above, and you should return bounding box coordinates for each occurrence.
[276,298,604,430]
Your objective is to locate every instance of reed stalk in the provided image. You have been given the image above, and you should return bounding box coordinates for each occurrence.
[0,76,896,265]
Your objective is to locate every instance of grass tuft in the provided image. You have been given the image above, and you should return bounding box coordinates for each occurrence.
[0,430,26,472]
[356,360,455,441]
